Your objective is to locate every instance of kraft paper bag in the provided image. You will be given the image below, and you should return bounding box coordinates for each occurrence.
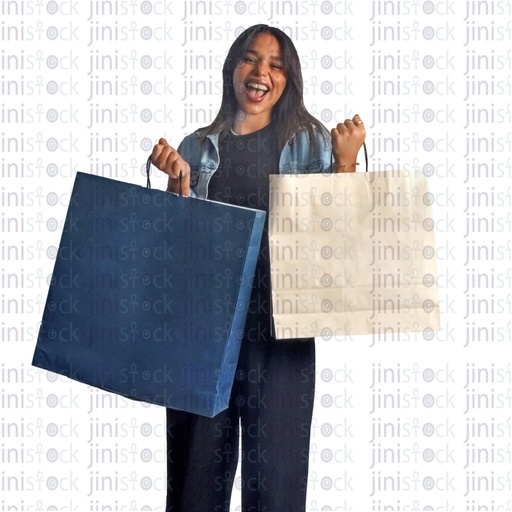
[32,172,265,417]
[269,171,440,339]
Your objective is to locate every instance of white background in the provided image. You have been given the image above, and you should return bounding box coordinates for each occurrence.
[1,0,511,510]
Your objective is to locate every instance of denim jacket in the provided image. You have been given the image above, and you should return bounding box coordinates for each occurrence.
[177,127,333,199]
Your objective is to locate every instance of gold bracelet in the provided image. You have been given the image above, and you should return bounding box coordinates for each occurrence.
[335,162,359,168]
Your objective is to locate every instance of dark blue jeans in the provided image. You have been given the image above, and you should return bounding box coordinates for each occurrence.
[165,335,315,511]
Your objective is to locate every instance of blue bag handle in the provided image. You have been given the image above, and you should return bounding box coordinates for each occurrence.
[145,156,183,195]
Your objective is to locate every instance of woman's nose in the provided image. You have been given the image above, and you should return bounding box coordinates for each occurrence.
[254,60,269,76]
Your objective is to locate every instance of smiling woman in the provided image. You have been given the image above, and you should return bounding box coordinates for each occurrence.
[231,33,287,134]
[150,23,366,512]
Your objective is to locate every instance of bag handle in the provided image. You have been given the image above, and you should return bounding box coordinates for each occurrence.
[145,156,183,196]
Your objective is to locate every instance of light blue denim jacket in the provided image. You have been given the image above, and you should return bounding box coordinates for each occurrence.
[177,127,333,198]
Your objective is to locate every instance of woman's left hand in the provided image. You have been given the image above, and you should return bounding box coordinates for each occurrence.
[331,114,366,173]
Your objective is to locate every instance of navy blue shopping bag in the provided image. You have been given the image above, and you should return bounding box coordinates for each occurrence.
[32,172,265,417]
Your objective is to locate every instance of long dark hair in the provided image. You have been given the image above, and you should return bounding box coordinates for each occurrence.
[199,24,329,152]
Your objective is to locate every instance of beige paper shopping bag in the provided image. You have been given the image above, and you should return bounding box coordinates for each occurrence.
[269,171,440,339]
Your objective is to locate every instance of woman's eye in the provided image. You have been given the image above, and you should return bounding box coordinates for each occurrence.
[243,56,256,64]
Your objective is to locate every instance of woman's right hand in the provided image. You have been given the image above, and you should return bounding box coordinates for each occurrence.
[150,138,191,196]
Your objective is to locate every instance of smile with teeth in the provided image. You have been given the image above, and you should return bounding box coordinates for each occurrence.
[246,82,269,99]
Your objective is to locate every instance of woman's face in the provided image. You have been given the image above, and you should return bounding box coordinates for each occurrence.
[232,32,287,127]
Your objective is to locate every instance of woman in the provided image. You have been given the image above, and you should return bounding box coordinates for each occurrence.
[151,24,365,512]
